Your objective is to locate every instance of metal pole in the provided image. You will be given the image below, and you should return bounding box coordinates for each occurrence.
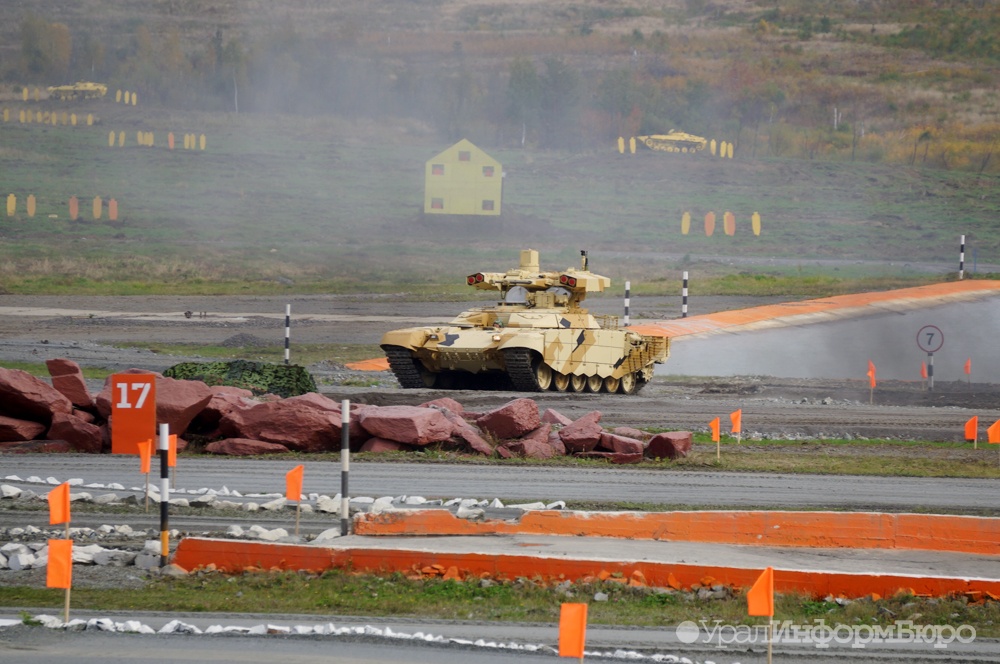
[284,304,291,365]
[958,235,965,280]
[158,423,170,567]
[623,281,630,327]
[681,271,689,318]
[928,352,934,392]
[340,400,350,536]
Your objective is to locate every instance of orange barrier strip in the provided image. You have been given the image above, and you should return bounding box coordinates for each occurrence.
[354,510,1000,556]
[345,357,390,371]
[628,280,1000,338]
[173,537,1000,600]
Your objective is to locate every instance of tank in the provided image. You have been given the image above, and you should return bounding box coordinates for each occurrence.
[637,131,707,153]
[46,82,108,100]
[380,249,669,394]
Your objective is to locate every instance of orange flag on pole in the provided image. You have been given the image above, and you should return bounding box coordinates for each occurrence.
[988,419,1000,444]
[48,482,70,526]
[558,603,588,658]
[747,566,774,617]
[46,539,73,589]
[730,409,742,434]
[168,434,178,467]
[920,362,928,380]
[286,465,304,502]
[965,358,972,375]
[965,416,979,443]
[137,439,153,474]
[709,417,720,442]
[867,360,876,389]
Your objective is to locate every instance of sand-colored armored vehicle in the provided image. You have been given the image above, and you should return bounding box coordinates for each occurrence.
[47,82,108,100]
[380,250,669,394]
[637,131,707,153]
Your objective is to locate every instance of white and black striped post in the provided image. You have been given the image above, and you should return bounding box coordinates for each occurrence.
[958,235,965,280]
[158,423,170,567]
[340,399,350,536]
[681,271,689,318]
[284,304,291,365]
[623,281,630,327]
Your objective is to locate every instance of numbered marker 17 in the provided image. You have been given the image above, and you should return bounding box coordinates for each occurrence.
[110,374,157,455]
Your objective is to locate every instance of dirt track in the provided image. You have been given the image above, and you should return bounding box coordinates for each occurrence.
[1,294,998,443]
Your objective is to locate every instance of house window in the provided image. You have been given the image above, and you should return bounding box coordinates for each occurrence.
[431,198,444,209]
[482,166,494,177]
[482,200,494,211]
[458,151,471,162]
[431,164,444,175]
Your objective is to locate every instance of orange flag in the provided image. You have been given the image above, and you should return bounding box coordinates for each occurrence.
[747,566,774,617]
[558,603,588,658]
[730,409,742,434]
[965,358,972,375]
[965,416,979,442]
[168,434,178,468]
[709,417,720,442]
[137,439,153,474]
[867,360,876,388]
[920,362,928,380]
[46,539,73,589]
[988,419,1000,444]
[48,482,70,525]
[286,465,304,502]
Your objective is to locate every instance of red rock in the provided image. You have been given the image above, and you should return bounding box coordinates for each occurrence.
[437,408,493,456]
[645,431,693,460]
[547,430,567,456]
[504,438,555,459]
[495,445,514,459]
[599,432,644,455]
[0,415,46,442]
[0,440,73,453]
[204,438,291,456]
[285,392,341,412]
[0,367,72,424]
[211,385,254,398]
[359,437,415,453]
[219,401,341,453]
[558,411,603,453]
[576,451,643,464]
[520,423,552,445]
[45,358,94,409]
[541,408,574,427]
[48,411,103,453]
[612,426,650,441]
[476,398,540,439]
[71,409,96,424]
[96,371,213,436]
[192,391,257,432]
[420,397,464,414]
[357,405,452,446]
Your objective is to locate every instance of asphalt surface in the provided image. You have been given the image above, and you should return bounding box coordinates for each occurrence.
[2,457,998,513]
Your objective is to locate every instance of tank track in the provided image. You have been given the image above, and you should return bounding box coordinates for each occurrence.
[383,346,431,389]
[502,348,543,392]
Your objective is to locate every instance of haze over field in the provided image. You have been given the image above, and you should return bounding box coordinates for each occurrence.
[0,1,998,290]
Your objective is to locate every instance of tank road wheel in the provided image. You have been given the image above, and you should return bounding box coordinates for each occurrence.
[618,372,638,395]
[603,376,621,393]
[535,362,554,391]
[585,375,604,393]
[553,372,571,392]
[570,374,587,392]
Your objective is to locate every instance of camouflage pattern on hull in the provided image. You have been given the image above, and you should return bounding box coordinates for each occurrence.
[380,250,669,394]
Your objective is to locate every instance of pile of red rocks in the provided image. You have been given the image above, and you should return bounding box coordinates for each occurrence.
[0,361,692,463]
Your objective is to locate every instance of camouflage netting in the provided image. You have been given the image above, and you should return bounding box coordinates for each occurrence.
[163,360,317,398]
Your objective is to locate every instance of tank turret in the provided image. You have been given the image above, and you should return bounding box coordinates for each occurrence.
[380,249,668,393]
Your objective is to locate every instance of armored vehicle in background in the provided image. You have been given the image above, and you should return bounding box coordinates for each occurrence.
[637,131,707,153]
[380,249,669,394]
[47,82,108,100]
